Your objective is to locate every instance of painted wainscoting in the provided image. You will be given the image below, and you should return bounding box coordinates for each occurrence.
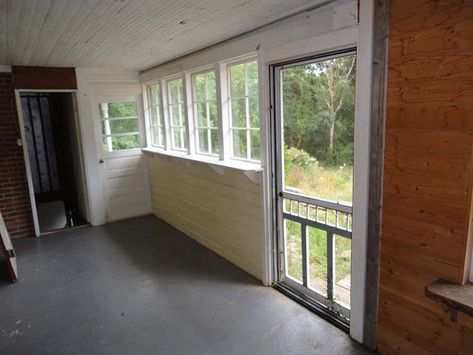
[147,153,263,280]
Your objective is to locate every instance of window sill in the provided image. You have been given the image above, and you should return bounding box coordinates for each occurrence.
[142,147,263,183]
[425,279,473,317]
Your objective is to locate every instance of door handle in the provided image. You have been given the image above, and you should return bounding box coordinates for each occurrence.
[99,159,104,164]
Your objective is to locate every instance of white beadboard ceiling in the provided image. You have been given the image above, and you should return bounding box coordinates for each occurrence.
[0,0,332,71]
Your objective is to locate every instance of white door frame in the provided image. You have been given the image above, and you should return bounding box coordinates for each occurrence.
[259,0,374,343]
[14,89,92,237]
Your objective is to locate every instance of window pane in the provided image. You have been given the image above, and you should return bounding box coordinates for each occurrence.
[232,129,247,159]
[171,105,181,126]
[196,128,209,153]
[230,63,245,98]
[108,102,137,118]
[250,129,260,160]
[196,101,207,127]
[207,71,216,101]
[152,125,164,147]
[150,105,161,126]
[194,74,206,102]
[249,96,259,128]
[101,119,139,135]
[247,61,258,97]
[168,79,182,105]
[148,84,160,108]
[172,128,185,149]
[281,54,356,204]
[209,101,218,128]
[211,129,219,155]
[231,98,246,128]
[103,134,140,151]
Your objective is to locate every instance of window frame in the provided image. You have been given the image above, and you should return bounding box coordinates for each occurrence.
[146,82,165,148]
[191,68,219,157]
[98,99,142,154]
[164,75,188,152]
[142,53,261,167]
[226,58,261,163]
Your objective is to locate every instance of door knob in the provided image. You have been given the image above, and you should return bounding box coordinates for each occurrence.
[99,159,104,164]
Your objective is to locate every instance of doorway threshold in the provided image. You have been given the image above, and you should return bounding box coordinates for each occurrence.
[273,282,349,333]
[40,223,90,237]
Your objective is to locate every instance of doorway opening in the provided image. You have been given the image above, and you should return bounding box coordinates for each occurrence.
[18,92,89,235]
[271,49,356,329]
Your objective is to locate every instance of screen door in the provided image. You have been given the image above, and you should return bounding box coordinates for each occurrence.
[271,49,356,325]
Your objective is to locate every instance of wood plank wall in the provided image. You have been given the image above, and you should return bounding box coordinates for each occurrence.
[378,1,473,353]
[147,154,263,280]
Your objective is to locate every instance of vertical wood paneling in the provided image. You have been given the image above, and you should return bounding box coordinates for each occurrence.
[378,1,473,353]
[147,153,263,280]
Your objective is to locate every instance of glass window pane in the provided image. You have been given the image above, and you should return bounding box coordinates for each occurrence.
[281,54,356,204]
[250,129,260,160]
[232,129,247,159]
[231,98,246,128]
[168,79,182,105]
[171,105,181,126]
[148,84,160,108]
[103,134,140,151]
[172,128,183,149]
[101,119,139,135]
[210,129,219,155]
[334,234,351,307]
[308,226,327,295]
[150,105,161,126]
[194,74,206,102]
[249,96,259,128]
[196,101,207,127]
[196,128,209,154]
[107,102,137,118]
[209,101,218,128]
[152,125,164,147]
[230,63,245,98]
[247,61,258,97]
[285,219,302,284]
[207,71,216,101]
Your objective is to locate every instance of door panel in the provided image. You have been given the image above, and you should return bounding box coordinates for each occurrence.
[94,96,152,222]
[273,50,356,325]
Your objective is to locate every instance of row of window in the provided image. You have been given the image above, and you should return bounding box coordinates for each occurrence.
[145,58,261,162]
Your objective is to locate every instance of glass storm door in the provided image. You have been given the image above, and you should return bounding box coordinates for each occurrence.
[272,50,356,325]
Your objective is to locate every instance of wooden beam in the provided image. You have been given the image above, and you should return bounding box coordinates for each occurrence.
[363,0,390,350]
[12,66,77,90]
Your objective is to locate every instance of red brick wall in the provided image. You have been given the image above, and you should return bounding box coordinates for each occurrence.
[0,72,34,238]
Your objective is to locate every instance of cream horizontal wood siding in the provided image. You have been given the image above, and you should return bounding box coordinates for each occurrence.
[148,153,263,280]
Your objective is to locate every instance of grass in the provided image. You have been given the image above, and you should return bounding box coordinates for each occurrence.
[283,147,352,304]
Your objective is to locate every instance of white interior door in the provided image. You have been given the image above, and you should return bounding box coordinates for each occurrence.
[93,95,151,222]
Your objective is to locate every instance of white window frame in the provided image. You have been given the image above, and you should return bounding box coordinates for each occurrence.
[164,75,188,152]
[225,57,260,163]
[98,99,141,154]
[146,82,165,148]
[142,53,261,170]
[190,68,219,157]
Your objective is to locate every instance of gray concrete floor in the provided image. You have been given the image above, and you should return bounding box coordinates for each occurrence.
[0,216,371,355]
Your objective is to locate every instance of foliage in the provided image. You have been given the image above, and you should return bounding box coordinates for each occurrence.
[101,101,140,151]
[282,55,356,167]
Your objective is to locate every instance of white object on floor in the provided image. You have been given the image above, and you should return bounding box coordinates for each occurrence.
[37,200,67,233]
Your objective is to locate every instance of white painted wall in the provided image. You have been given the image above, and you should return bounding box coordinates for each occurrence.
[75,68,147,226]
